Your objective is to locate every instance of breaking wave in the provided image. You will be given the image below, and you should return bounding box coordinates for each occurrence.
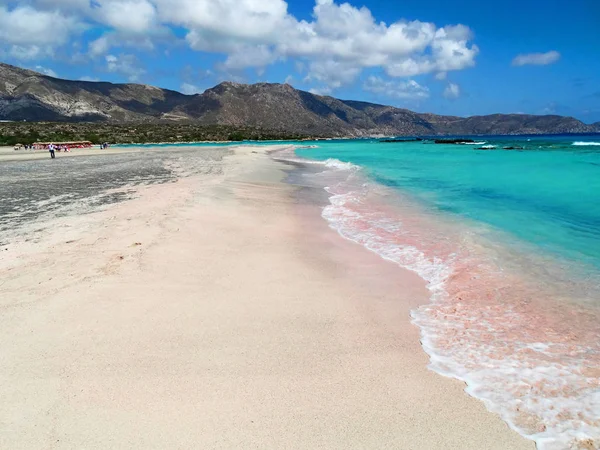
[573,141,600,146]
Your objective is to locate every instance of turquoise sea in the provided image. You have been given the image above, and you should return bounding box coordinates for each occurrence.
[296,136,600,268]
[289,135,600,450]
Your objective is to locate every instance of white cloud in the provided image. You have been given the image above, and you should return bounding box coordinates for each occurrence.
[154,0,289,42]
[9,0,479,92]
[156,0,478,91]
[9,45,46,60]
[304,60,362,89]
[512,50,560,66]
[286,3,476,89]
[180,82,203,94]
[284,75,294,85]
[89,36,111,57]
[221,45,278,70]
[443,82,460,99]
[35,66,58,77]
[0,6,82,46]
[32,0,156,32]
[88,31,158,56]
[95,0,157,33]
[105,54,145,81]
[106,54,118,66]
[80,76,100,81]
[30,0,167,59]
[363,75,429,100]
[0,6,85,59]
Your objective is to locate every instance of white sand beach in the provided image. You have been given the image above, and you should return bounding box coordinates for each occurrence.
[0,145,534,449]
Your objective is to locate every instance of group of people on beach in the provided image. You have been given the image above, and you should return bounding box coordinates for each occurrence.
[13,142,109,157]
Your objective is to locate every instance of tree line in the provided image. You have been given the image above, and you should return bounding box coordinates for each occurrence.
[0,122,315,146]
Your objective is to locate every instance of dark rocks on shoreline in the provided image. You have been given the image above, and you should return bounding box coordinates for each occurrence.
[434,139,476,144]
[379,138,424,143]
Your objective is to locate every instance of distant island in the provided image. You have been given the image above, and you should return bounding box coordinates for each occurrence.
[1,62,599,141]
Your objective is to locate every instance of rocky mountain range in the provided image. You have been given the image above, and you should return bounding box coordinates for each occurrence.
[1,62,598,136]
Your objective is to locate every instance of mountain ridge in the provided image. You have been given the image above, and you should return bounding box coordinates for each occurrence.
[1,62,598,136]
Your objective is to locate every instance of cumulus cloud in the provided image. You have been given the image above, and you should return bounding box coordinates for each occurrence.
[9,45,46,60]
[0,6,82,46]
[443,82,460,99]
[512,50,560,66]
[94,0,157,33]
[288,2,476,89]
[106,54,145,81]
[0,5,85,59]
[220,45,279,70]
[32,0,156,31]
[89,36,111,57]
[158,0,479,90]
[30,0,165,58]
[155,0,290,43]
[304,60,362,89]
[363,76,429,100]
[9,0,479,91]
[88,31,159,56]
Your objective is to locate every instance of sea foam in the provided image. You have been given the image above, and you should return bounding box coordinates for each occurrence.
[573,141,600,146]
[310,158,600,450]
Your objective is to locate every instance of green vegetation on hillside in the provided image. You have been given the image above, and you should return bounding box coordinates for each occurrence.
[0,122,313,146]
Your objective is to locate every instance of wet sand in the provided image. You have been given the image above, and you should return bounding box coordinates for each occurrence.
[0,145,534,449]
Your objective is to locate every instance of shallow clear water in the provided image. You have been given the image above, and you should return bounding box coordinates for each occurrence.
[291,135,600,450]
[297,136,600,269]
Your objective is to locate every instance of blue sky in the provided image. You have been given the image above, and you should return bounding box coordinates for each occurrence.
[1,0,599,122]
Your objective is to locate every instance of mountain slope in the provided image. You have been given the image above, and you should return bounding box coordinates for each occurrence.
[174,82,436,136]
[0,63,188,122]
[0,62,596,136]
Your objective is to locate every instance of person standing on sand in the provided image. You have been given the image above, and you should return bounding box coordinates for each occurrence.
[49,144,55,159]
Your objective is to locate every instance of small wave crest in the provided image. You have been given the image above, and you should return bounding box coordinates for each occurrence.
[271,147,360,172]
[323,158,360,171]
[573,141,600,146]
